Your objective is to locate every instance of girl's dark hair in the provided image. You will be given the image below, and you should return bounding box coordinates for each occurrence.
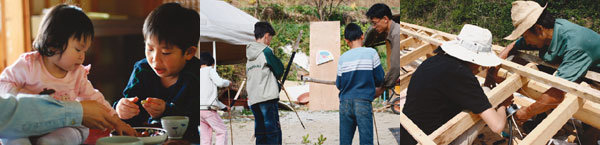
[143,3,200,55]
[33,4,94,56]
[529,9,555,34]
[199,52,215,66]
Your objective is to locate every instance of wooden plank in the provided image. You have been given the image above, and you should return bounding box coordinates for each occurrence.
[499,59,600,104]
[517,81,600,129]
[514,51,600,83]
[399,22,456,40]
[573,101,600,129]
[520,93,584,145]
[400,43,433,67]
[308,21,340,111]
[400,113,437,145]
[428,73,526,144]
[399,70,413,92]
[400,36,415,49]
[400,27,444,46]
[513,96,534,107]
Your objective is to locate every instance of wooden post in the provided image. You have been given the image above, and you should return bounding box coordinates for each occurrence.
[0,0,6,71]
[4,0,28,66]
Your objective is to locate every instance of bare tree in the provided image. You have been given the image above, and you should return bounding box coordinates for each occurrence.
[312,0,344,21]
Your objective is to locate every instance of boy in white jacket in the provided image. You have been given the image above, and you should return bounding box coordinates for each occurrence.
[199,52,231,145]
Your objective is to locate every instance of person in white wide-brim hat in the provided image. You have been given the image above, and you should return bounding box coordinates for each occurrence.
[400,24,508,145]
[441,24,501,67]
[491,1,600,143]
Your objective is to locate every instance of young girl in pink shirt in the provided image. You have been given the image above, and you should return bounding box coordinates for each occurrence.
[0,4,119,145]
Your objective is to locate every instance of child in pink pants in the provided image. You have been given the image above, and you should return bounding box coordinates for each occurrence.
[199,53,230,145]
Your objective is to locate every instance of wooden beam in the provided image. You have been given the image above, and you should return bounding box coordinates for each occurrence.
[513,95,534,107]
[400,43,433,67]
[514,51,600,83]
[573,101,600,129]
[399,70,414,92]
[520,93,584,145]
[400,28,444,46]
[400,22,457,40]
[400,36,415,50]
[516,81,600,129]
[428,73,526,144]
[499,59,600,104]
[400,113,437,145]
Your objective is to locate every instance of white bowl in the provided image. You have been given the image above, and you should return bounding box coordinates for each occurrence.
[111,127,167,145]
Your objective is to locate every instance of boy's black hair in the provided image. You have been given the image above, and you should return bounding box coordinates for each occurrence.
[199,52,215,66]
[529,9,555,34]
[254,21,276,39]
[366,3,392,20]
[32,4,94,57]
[143,3,199,55]
[344,23,363,42]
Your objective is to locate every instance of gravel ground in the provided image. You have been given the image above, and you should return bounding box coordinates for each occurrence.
[209,109,400,145]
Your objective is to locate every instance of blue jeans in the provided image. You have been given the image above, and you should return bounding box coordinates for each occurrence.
[339,99,373,145]
[250,99,282,145]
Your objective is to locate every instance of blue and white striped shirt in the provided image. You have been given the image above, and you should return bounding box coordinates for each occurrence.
[336,47,385,101]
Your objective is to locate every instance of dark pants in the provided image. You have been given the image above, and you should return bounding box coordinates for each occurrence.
[339,99,373,145]
[250,99,282,145]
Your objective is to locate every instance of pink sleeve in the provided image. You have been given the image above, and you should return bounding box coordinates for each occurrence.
[76,65,117,116]
[0,54,32,95]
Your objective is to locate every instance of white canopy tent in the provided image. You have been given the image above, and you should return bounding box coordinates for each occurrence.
[200,0,258,65]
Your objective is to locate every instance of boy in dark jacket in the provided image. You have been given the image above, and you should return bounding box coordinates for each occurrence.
[114,3,200,143]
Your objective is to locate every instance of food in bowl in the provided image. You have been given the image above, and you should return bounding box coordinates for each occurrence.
[137,128,161,137]
[111,127,167,145]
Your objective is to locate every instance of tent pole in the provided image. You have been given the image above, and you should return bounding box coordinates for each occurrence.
[213,41,217,68]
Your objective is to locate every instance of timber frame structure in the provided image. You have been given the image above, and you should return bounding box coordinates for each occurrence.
[398,22,600,145]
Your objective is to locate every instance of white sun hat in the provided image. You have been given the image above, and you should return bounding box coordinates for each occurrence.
[441,24,501,67]
[504,1,546,40]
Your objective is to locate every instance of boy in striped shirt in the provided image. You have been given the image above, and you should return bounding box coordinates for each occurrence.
[336,23,385,145]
